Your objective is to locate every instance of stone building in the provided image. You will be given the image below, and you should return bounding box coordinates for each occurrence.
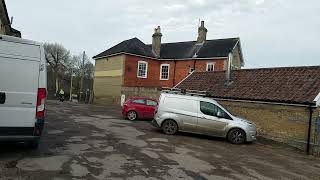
[176,66,320,154]
[0,0,20,37]
[93,21,244,104]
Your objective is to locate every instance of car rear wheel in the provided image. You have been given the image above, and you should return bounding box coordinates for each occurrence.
[127,111,137,121]
[162,120,178,135]
[228,129,246,144]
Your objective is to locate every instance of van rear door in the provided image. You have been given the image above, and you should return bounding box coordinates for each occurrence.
[0,38,41,134]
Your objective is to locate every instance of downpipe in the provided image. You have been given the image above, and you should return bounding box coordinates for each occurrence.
[307,106,315,155]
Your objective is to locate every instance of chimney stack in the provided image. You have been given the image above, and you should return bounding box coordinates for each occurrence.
[197,21,207,43]
[152,26,162,57]
[225,52,233,85]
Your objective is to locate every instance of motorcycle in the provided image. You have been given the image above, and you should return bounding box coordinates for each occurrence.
[59,95,64,102]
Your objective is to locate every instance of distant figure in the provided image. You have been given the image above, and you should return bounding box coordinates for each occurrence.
[58,89,65,102]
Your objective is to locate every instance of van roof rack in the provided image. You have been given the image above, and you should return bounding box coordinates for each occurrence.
[161,87,208,97]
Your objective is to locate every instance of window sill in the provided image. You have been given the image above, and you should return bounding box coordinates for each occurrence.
[137,76,147,79]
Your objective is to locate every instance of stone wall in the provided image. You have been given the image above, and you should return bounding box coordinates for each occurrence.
[93,55,125,104]
[232,45,242,69]
[218,99,320,152]
[0,17,5,34]
[121,86,161,101]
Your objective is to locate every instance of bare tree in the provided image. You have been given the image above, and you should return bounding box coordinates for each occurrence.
[44,43,71,94]
[71,53,94,98]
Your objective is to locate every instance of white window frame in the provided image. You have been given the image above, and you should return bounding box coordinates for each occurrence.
[206,63,215,72]
[137,61,148,78]
[160,64,170,80]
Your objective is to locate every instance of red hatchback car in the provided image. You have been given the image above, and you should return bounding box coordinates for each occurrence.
[122,97,158,121]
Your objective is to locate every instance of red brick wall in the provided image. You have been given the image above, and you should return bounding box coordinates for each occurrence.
[123,55,160,87]
[173,59,225,85]
[123,55,226,87]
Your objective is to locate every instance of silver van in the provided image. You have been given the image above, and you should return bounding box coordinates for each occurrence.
[152,92,256,144]
[0,35,47,148]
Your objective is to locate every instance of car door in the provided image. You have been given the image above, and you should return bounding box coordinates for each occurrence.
[131,99,147,118]
[145,99,157,119]
[197,101,230,136]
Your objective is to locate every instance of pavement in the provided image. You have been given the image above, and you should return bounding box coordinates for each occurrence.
[0,100,320,180]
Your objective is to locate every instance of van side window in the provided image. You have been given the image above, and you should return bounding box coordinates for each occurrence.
[132,99,145,105]
[200,101,232,120]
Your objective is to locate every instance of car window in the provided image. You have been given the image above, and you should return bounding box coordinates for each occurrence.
[200,101,232,120]
[146,100,157,106]
[132,99,145,105]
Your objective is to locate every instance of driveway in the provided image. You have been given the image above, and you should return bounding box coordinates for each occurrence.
[0,100,319,180]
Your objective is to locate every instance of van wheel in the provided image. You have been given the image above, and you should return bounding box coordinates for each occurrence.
[127,111,137,121]
[228,129,246,144]
[29,140,40,149]
[162,120,178,135]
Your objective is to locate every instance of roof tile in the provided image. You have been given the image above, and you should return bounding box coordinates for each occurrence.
[93,37,239,60]
[176,66,320,105]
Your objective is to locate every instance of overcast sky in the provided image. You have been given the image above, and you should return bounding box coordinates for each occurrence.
[6,0,320,68]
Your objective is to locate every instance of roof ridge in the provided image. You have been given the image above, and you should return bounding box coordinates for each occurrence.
[193,66,320,74]
[146,37,239,46]
[237,65,320,71]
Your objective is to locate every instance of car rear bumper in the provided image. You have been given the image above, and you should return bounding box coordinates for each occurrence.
[122,109,128,117]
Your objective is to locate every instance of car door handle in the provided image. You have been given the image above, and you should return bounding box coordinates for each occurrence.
[0,92,6,104]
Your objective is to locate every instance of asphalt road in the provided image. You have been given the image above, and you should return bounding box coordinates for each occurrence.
[0,100,320,180]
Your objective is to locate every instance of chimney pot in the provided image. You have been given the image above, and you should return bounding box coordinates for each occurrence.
[201,20,204,27]
[197,20,208,43]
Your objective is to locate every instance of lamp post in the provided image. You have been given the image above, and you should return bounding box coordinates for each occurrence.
[70,68,74,101]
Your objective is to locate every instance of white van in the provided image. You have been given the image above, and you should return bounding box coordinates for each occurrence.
[0,35,47,148]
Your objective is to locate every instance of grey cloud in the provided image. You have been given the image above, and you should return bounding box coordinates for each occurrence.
[5,0,320,67]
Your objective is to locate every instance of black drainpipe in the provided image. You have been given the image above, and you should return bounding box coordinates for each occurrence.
[307,105,315,155]
[193,59,196,71]
[172,60,176,86]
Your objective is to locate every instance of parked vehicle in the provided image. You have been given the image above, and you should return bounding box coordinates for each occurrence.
[122,97,158,121]
[152,92,257,144]
[0,35,47,148]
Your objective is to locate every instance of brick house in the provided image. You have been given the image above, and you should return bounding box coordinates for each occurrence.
[93,21,244,103]
[0,0,21,37]
[176,66,320,154]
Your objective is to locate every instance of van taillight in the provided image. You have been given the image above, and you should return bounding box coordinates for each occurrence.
[36,88,46,119]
